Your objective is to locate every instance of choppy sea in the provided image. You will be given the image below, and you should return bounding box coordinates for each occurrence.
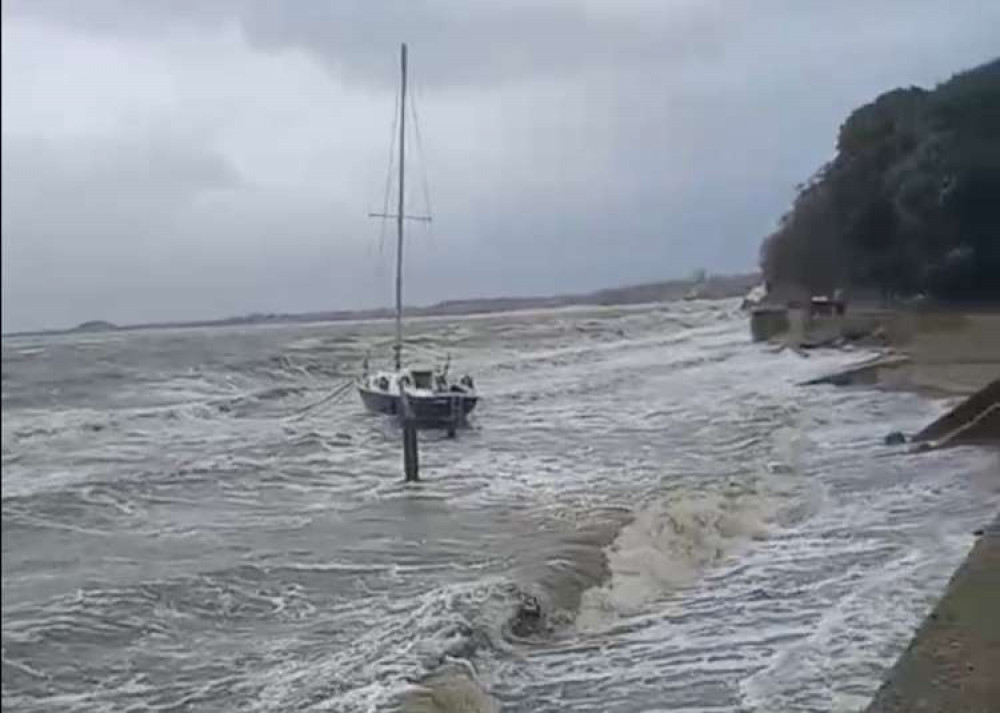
[3,299,997,712]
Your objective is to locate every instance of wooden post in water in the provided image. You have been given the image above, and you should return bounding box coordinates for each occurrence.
[403,421,419,482]
[399,383,419,482]
[446,395,459,439]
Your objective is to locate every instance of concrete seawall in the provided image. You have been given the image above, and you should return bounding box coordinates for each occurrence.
[783,310,1000,710]
[864,517,999,712]
[914,378,1000,447]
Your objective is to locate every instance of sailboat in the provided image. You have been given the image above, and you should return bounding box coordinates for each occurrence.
[357,43,479,430]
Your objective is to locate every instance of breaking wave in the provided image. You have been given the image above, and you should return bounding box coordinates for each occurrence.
[4,301,998,712]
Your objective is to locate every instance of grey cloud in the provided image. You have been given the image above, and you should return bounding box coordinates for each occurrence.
[1,132,373,329]
[3,134,238,196]
[4,0,733,87]
[2,134,239,253]
[2,135,241,326]
[3,0,999,331]
[6,0,980,91]
[1,0,234,39]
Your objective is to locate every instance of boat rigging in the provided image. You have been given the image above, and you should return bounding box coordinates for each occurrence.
[357,43,479,431]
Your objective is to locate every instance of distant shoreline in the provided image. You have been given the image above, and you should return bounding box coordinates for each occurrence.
[3,272,760,339]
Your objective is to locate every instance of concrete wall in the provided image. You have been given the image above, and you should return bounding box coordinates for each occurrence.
[749,308,790,342]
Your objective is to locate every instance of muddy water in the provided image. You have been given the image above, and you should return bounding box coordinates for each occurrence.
[3,300,997,712]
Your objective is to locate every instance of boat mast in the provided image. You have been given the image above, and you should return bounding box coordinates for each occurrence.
[394,42,407,371]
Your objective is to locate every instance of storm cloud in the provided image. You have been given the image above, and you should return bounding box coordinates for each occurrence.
[3,0,998,331]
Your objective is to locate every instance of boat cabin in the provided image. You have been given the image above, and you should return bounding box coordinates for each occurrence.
[410,369,435,390]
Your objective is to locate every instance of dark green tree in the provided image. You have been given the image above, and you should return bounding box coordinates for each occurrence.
[761,59,1000,302]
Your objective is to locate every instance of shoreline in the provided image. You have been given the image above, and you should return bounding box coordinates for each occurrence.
[2,273,759,339]
[863,517,1000,712]
[794,309,999,710]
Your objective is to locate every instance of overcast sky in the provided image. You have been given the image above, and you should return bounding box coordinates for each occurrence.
[2,1,997,331]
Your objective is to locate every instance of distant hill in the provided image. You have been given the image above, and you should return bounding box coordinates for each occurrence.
[70,320,119,333]
[413,273,759,316]
[4,272,759,337]
[760,58,1000,302]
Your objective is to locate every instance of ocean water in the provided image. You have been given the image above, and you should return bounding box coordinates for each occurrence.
[2,300,997,712]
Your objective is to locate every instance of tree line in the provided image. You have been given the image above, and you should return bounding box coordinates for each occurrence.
[760,58,999,302]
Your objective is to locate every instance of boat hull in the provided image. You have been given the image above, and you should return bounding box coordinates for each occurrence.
[358,387,478,429]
